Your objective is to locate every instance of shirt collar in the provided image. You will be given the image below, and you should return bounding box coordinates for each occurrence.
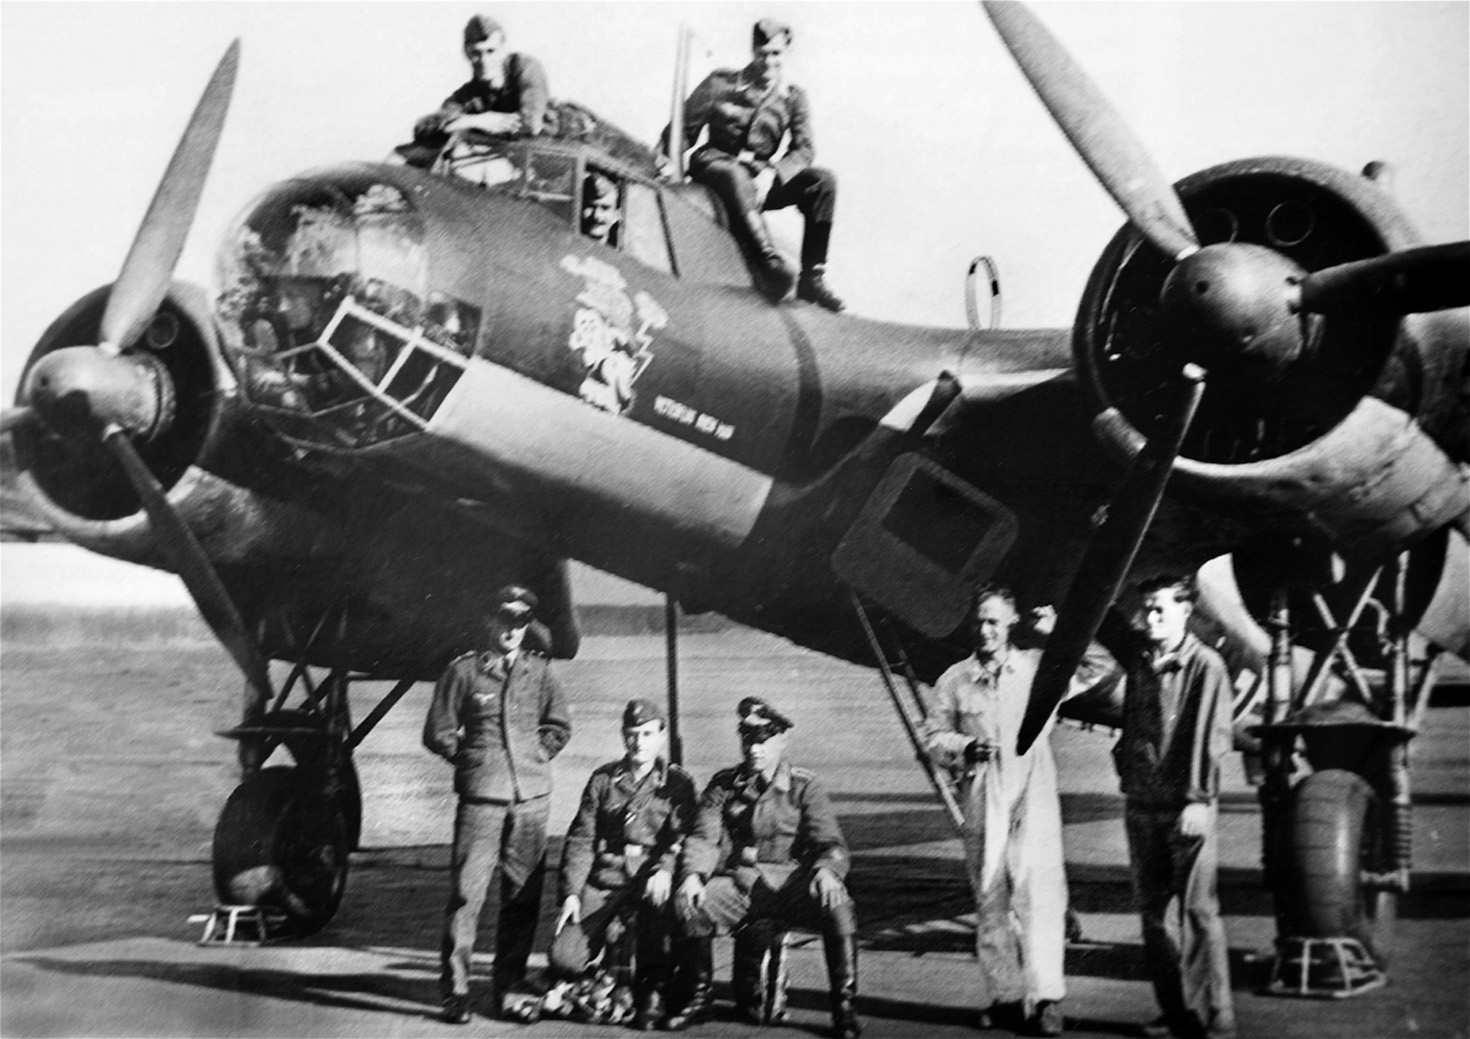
[617,756,668,787]
[964,649,1012,683]
[1148,632,1199,674]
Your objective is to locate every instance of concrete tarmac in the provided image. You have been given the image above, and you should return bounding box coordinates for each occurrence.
[2,625,1467,1038]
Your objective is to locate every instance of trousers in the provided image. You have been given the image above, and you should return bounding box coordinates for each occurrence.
[441,796,550,998]
[1124,802,1235,1038]
[681,870,857,939]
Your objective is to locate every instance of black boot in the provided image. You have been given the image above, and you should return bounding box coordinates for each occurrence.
[733,921,790,1025]
[659,938,713,1031]
[823,933,861,1039]
[798,221,845,312]
[741,210,796,303]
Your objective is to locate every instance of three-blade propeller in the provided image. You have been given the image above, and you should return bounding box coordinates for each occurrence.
[4,42,269,706]
[981,1,1466,752]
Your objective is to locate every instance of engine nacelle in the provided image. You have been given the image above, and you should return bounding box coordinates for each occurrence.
[1076,157,1469,559]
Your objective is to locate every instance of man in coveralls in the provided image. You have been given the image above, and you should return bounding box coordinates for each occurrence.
[546,698,698,1029]
[423,585,572,1024]
[1103,575,1235,1039]
[661,18,846,311]
[664,697,861,1039]
[923,586,1113,1036]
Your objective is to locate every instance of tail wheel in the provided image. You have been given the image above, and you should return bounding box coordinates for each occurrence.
[213,766,349,933]
[1282,769,1378,945]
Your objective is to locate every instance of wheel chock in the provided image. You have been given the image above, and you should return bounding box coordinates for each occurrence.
[1264,936,1388,998]
[189,904,289,946]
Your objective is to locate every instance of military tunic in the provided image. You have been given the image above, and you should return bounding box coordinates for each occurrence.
[415,53,551,142]
[549,757,698,977]
[678,760,855,937]
[424,648,571,999]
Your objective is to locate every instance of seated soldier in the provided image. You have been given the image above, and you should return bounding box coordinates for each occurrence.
[546,699,697,1030]
[665,697,861,1039]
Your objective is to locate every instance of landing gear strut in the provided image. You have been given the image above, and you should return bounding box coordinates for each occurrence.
[1252,551,1432,997]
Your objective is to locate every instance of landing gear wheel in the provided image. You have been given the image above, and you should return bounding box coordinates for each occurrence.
[213,766,350,933]
[252,708,363,850]
[1283,769,1377,945]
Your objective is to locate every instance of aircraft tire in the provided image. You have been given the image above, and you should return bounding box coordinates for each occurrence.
[255,708,362,850]
[1283,768,1375,943]
[212,766,349,934]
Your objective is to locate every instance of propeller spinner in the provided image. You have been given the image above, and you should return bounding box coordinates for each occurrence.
[980,1,1468,753]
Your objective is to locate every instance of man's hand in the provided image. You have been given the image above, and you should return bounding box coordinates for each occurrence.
[1179,802,1211,838]
[555,895,581,934]
[1030,604,1058,637]
[645,869,673,907]
[964,738,996,764]
[446,111,522,136]
[752,166,777,207]
[675,874,705,920]
[809,866,846,910]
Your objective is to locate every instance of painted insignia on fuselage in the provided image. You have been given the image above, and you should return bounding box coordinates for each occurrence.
[560,255,667,416]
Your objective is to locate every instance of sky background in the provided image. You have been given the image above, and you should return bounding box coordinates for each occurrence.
[2,0,1467,403]
[1,1,1467,604]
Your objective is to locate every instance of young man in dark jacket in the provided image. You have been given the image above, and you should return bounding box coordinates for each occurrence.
[424,585,571,1024]
[1104,575,1235,1039]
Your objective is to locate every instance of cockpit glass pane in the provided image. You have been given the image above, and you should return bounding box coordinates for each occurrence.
[215,176,476,450]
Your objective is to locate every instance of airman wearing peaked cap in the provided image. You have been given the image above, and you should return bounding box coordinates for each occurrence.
[663,696,860,1038]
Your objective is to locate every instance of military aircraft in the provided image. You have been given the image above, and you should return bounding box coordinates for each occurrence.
[3,0,1466,995]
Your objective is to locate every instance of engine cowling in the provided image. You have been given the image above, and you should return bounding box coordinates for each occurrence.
[1075,157,1469,559]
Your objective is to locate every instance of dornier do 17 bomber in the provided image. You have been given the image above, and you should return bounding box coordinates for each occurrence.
[4,2,1468,994]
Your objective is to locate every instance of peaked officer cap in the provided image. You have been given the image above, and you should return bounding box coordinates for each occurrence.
[752,18,792,48]
[464,13,505,46]
[737,696,792,741]
[623,698,667,729]
[493,584,538,622]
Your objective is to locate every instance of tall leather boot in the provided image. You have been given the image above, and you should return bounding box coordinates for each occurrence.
[634,910,672,1031]
[823,933,861,1039]
[741,210,796,303]
[797,221,845,312]
[659,938,713,1031]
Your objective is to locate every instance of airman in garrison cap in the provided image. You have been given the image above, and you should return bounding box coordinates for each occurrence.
[664,697,861,1039]
[424,584,571,1024]
[410,12,551,165]
[544,697,697,1029]
[660,18,846,311]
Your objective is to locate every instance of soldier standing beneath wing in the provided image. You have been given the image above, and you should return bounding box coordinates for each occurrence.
[661,19,846,311]
[424,585,572,1024]
[1102,575,1235,1039]
[547,698,698,1030]
[664,697,861,1039]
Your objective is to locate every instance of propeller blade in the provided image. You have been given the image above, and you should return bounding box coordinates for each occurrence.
[1298,241,1470,317]
[1,407,35,434]
[1017,364,1207,754]
[100,424,273,705]
[982,2,1198,261]
[99,41,240,355]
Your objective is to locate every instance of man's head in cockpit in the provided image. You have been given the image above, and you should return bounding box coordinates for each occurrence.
[582,173,621,245]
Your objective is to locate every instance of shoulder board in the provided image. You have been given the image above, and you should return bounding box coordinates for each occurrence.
[789,766,817,782]
[452,651,477,664]
[592,760,623,778]
[667,763,696,783]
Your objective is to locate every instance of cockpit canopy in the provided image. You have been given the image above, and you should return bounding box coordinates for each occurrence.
[215,172,479,450]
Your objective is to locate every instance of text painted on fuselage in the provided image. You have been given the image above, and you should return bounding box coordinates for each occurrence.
[653,395,734,441]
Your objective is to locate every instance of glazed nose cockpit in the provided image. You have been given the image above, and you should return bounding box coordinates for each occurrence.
[215,173,480,450]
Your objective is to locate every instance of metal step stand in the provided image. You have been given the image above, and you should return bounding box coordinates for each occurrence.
[190,904,288,946]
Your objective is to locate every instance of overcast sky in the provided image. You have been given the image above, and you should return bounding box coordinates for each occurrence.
[2,1,1467,403]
